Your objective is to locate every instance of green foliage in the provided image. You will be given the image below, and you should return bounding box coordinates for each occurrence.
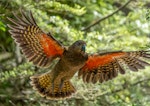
[0,63,34,82]
[146,8,150,21]
[0,0,150,106]
[0,21,6,31]
[37,1,86,16]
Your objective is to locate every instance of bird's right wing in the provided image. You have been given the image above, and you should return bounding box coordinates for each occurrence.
[7,11,64,67]
[78,51,150,83]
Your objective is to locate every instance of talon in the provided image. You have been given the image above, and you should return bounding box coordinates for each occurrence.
[59,80,64,92]
[52,83,54,95]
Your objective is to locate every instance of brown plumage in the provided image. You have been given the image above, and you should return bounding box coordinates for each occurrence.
[8,10,150,100]
[78,51,150,84]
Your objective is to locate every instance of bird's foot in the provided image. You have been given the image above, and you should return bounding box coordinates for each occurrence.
[59,80,64,92]
[51,82,55,95]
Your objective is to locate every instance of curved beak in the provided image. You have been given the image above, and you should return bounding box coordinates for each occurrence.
[81,44,86,52]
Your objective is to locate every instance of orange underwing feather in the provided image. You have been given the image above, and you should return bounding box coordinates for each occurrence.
[82,52,126,71]
[38,34,64,57]
[79,51,150,83]
[7,10,64,67]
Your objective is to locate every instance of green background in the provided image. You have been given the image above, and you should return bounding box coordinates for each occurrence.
[0,0,150,106]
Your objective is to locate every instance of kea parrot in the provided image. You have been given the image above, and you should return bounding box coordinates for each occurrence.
[7,11,150,100]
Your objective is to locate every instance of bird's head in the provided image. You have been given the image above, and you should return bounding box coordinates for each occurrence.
[68,40,86,54]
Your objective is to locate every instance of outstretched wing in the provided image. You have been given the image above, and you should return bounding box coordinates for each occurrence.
[78,51,150,83]
[7,11,64,67]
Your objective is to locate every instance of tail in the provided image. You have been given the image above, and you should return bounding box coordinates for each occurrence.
[30,73,76,100]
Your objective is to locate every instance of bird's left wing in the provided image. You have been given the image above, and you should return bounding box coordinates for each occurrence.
[7,11,64,67]
[78,51,150,83]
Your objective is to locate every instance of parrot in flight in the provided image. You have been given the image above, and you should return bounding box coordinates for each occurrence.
[7,11,150,100]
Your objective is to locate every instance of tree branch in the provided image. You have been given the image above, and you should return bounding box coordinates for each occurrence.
[82,0,133,31]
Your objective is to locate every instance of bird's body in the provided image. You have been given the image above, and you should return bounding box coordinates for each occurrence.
[30,41,88,99]
[52,49,88,82]
[8,10,150,100]
[48,47,88,85]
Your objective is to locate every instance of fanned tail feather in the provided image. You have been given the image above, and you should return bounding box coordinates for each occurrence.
[30,73,76,100]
